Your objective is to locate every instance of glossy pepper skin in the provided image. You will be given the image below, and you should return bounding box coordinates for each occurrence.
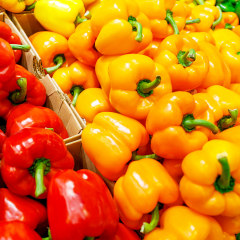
[68,20,101,67]
[52,61,99,107]
[0,0,35,13]
[34,0,85,38]
[91,0,152,55]
[216,12,239,30]
[82,112,149,180]
[1,128,74,199]
[114,158,179,230]
[108,54,172,120]
[178,0,216,7]
[0,221,41,240]
[215,214,240,235]
[0,129,6,159]
[0,188,47,229]
[29,31,76,74]
[6,103,68,138]
[0,65,46,119]
[75,88,115,123]
[0,38,16,89]
[144,206,224,240]
[180,139,240,217]
[47,169,119,240]
[146,91,218,159]
[154,34,209,91]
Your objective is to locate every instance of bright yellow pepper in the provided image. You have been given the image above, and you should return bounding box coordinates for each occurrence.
[178,0,216,8]
[0,0,35,13]
[34,0,85,38]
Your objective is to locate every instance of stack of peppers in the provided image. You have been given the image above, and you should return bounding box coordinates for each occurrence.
[4,0,240,239]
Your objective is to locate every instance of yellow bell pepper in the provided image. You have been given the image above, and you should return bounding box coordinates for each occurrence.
[0,0,35,13]
[178,0,216,8]
[34,0,85,38]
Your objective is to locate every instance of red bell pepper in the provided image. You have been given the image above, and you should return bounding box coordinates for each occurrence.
[0,221,41,240]
[6,103,68,139]
[0,22,30,63]
[0,129,6,158]
[0,188,47,229]
[47,169,119,240]
[1,127,74,199]
[0,64,46,119]
[0,38,15,89]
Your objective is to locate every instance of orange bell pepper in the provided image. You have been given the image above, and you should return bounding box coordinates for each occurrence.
[75,88,115,123]
[144,206,225,240]
[114,158,179,231]
[90,0,152,55]
[146,91,219,159]
[108,54,172,120]
[215,215,240,235]
[29,31,76,74]
[181,30,216,44]
[68,20,101,67]
[180,139,240,217]
[52,61,99,106]
[216,12,239,30]
[82,112,150,180]
[162,159,183,183]
[139,40,161,59]
[154,34,209,91]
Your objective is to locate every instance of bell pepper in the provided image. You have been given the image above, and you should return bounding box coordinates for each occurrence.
[180,139,240,217]
[154,34,209,91]
[47,169,119,240]
[0,38,16,89]
[0,188,47,229]
[216,0,240,16]
[146,91,219,159]
[139,40,161,59]
[6,103,69,139]
[68,20,101,67]
[178,0,216,8]
[114,158,179,231]
[53,61,99,106]
[1,127,74,198]
[215,215,240,235]
[0,64,46,119]
[0,129,6,159]
[185,5,223,32]
[82,112,150,180]
[181,30,216,44]
[144,206,224,240]
[90,0,152,55]
[0,221,41,240]
[75,88,115,123]
[108,54,172,120]
[216,12,239,30]
[29,31,76,74]
[163,158,183,183]
[34,0,85,38]
[0,0,35,13]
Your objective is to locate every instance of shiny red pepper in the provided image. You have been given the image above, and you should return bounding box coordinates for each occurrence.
[0,221,41,240]
[47,169,119,240]
[0,64,46,119]
[6,103,68,139]
[1,128,74,199]
[0,129,6,159]
[0,188,47,229]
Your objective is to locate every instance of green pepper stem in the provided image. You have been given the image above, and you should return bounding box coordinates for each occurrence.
[182,114,219,134]
[212,6,223,29]
[75,15,88,24]
[186,18,201,25]
[140,204,160,234]
[45,128,54,131]
[10,44,30,52]
[70,86,84,107]
[42,228,52,240]
[35,162,47,197]
[177,49,196,68]
[45,55,66,74]
[84,237,95,240]
[25,1,36,11]
[195,0,204,4]
[128,16,143,42]
[165,10,179,35]
[84,11,92,19]
[218,109,238,131]
[236,233,240,240]
[9,78,27,104]
[224,23,234,30]
[132,152,159,161]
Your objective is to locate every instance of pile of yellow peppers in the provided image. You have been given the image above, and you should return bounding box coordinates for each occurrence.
[4,0,240,238]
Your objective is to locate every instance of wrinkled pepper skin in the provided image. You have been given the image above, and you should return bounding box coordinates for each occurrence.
[1,128,74,198]
[47,169,119,240]
[144,206,224,240]
[180,139,240,217]
[114,158,179,229]
[82,112,149,180]
[0,188,47,229]
[108,54,172,120]
[146,91,218,159]
[0,221,42,240]
[154,34,209,91]
[0,0,35,13]
[6,103,68,139]
[34,0,85,38]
